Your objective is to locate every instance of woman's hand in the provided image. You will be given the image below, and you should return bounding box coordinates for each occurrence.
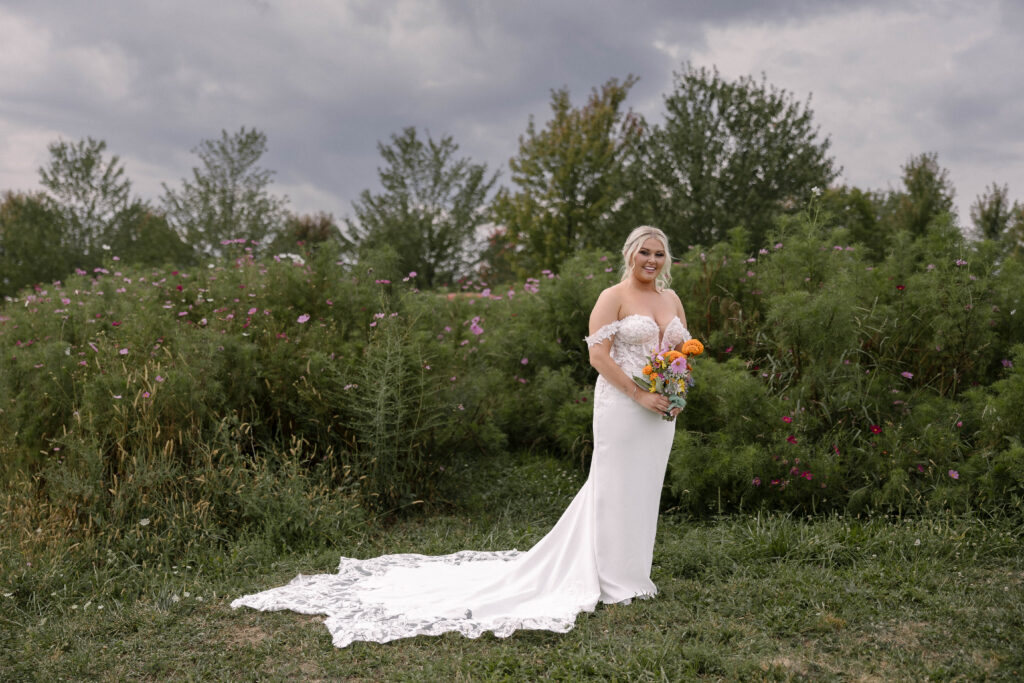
[635,389,672,417]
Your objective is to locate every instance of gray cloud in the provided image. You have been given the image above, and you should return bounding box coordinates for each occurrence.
[0,0,1020,225]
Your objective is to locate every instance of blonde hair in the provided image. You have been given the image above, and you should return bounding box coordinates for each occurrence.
[620,226,672,290]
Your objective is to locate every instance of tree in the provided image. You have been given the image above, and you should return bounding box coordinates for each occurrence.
[887,152,956,237]
[34,136,189,273]
[38,137,131,256]
[344,127,497,288]
[819,186,889,258]
[161,127,287,254]
[0,191,72,297]
[266,211,342,255]
[103,203,195,267]
[626,64,838,248]
[489,76,642,275]
[970,182,1020,244]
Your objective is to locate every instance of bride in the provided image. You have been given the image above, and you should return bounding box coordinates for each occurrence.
[231,226,692,648]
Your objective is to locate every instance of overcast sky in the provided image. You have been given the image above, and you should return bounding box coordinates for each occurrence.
[1,0,1022,230]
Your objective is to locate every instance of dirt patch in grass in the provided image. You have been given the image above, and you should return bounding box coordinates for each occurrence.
[220,621,273,648]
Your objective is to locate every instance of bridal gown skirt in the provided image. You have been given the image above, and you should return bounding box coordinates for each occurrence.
[231,381,674,648]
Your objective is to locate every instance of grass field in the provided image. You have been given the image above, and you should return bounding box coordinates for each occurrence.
[2,453,1022,681]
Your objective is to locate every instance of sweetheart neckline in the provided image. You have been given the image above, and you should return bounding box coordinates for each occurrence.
[617,314,683,348]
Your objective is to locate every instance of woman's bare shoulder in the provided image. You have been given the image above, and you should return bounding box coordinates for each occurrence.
[590,282,626,330]
[662,287,686,322]
[596,281,628,304]
[662,287,683,308]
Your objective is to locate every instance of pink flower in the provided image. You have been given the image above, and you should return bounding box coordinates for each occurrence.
[119,348,129,355]
[786,435,798,445]
[896,285,905,291]
[408,271,417,278]
[956,420,963,428]
[521,357,529,365]
[752,477,761,486]
[155,375,165,382]
[901,371,914,379]
[948,469,959,479]
[870,425,882,434]
[297,314,310,324]
[248,307,257,315]
[782,416,793,424]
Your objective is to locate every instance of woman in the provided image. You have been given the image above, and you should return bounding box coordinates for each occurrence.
[231,226,691,647]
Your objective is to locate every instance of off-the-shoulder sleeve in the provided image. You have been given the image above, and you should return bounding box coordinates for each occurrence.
[584,320,620,348]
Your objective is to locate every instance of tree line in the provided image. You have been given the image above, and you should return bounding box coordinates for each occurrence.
[3,63,1023,298]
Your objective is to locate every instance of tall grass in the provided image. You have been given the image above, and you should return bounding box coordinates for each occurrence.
[1,207,1023,572]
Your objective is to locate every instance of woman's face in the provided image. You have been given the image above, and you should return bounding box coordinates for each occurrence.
[631,237,667,284]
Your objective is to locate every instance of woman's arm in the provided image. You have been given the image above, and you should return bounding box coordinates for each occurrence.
[669,288,688,352]
[588,288,670,415]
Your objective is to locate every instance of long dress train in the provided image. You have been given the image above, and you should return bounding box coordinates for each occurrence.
[231,314,690,648]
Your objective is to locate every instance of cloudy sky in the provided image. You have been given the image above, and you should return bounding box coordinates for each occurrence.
[1,0,1022,229]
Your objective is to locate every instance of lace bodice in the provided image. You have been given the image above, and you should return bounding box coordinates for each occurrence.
[585,314,691,378]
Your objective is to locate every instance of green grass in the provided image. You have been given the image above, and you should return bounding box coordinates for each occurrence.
[3,453,1023,681]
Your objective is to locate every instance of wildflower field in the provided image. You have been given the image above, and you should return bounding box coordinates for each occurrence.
[2,208,1023,678]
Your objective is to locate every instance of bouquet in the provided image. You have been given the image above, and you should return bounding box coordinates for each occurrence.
[633,339,704,420]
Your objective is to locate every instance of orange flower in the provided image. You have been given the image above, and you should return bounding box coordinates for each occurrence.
[681,339,704,356]
[642,365,652,376]
[665,350,683,361]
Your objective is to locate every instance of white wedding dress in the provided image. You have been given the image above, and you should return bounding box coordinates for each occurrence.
[231,314,690,648]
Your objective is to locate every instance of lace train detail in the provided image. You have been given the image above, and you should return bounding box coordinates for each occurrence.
[230,550,592,648]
